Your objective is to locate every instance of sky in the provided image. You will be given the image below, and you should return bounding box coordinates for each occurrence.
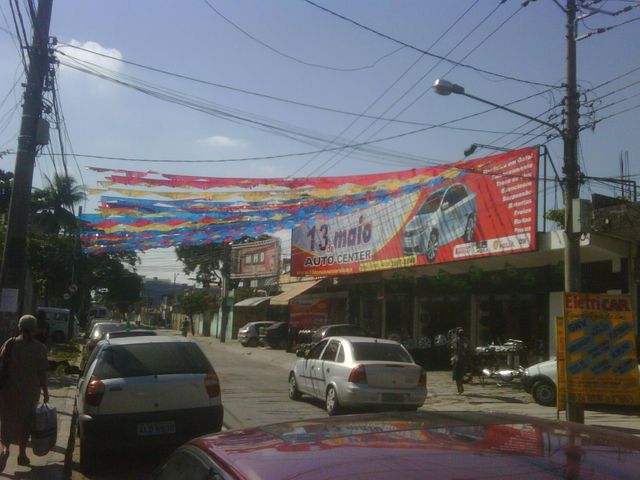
[1,0,639,284]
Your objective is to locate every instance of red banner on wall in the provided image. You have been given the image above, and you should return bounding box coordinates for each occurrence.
[291,147,539,276]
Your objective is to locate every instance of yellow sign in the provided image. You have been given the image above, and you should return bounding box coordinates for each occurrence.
[561,293,640,406]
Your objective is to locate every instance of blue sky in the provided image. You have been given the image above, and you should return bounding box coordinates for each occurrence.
[1,0,639,283]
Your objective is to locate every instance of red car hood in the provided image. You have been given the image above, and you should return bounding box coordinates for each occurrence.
[190,411,640,480]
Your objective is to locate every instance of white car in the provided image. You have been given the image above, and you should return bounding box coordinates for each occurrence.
[522,359,558,406]
[288,336,427,415]
[402,183,477,262]
[76,336,223,472]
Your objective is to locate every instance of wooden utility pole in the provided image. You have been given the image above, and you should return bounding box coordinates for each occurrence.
[0,0,54,330]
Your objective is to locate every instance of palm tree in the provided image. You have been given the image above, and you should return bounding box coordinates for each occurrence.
[33,173,86,235]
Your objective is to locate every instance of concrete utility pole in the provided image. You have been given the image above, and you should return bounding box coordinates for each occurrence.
[0,0,54,328]
[563,0,584,423]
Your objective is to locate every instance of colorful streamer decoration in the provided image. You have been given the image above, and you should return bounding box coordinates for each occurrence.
[80,156,495,254]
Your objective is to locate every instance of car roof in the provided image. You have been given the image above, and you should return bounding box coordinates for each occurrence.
[188,411,640,479]
[323,336,399,345]
[104,335,195,346]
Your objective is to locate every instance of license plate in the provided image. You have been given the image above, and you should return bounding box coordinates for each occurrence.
[381,393,405,402]
[137,421,176,436]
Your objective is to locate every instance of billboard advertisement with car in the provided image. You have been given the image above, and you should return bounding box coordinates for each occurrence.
[291,147,539,276]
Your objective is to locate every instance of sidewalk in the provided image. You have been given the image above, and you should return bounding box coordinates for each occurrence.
[0,371,77,480]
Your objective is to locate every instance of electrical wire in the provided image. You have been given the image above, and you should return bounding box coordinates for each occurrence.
[201,0,406,72]
[312,1,529,177]
[302,0,560,89]
[290,0,485,177]
[585,64,640,92]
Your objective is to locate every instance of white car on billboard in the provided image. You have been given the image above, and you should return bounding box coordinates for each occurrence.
[402,183,477,262]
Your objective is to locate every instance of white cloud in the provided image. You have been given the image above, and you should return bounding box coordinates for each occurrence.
[199,135,246,148]
[57,40,124,74]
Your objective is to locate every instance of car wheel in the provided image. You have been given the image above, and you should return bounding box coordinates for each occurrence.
[325,386,341,416]
[425,231,439,262]
[463,213,476,242]
[288,373,302,400]
[532,379,557,406]
[248,337,258,348]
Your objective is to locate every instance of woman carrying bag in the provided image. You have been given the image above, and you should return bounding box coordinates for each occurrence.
[0,315,50,471]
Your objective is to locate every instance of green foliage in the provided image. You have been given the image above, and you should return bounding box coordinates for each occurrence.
[544,208,565,229]
[175,243,226,287]
[175,289,220,318]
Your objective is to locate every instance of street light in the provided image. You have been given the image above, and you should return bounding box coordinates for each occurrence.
[433,77,583,422]
[463,143,510,157]
[433,79,561,134]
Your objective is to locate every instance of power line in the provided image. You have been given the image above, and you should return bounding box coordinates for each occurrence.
[291,0,486,177]
[302,0,560,88]
[200,0,406,72]
[312,0,528,177]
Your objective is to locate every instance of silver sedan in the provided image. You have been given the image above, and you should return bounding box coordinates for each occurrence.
[288,336,427,415]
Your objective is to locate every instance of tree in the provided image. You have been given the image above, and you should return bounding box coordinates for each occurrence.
[175,243,226,287]
[32,173,86,235]
[544,208,565,229]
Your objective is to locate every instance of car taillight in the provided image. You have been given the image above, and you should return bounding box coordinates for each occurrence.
[348,365,367,384]
[418,370,427,387]
[85,376,105,406]
[204,371,221,398]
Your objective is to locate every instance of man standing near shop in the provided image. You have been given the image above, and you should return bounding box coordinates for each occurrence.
[451,327,470,395]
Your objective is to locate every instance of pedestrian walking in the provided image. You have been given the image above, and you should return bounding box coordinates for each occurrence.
[450,327,470,395]
[0,315,50,471]
[181,317,190,337]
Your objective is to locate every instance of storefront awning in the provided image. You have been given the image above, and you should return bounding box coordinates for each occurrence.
[234,296,271,307]
[270,280,322,306]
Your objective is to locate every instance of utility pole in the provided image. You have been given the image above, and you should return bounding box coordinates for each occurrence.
[563,0,584,423]
[0,0,54,331]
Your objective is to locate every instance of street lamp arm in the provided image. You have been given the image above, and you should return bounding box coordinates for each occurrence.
[461,91,563,134]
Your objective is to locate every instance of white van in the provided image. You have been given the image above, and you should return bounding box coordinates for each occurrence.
[88,304,111,321]
[37,307,80,342]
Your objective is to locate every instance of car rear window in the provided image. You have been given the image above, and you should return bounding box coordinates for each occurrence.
[351,343,413,363]
[93,342,212,379]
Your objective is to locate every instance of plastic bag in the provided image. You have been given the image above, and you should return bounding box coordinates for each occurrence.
[31,403,57,456]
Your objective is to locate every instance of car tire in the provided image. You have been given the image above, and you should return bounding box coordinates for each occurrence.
[532,379,557,406]
[325,386,341,416]
[425,231,439,262]
[463,213,476,242]
[288,373,302,400]
[248,337,258,348]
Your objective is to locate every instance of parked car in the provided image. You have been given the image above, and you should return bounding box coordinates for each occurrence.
[259,321,289,349]
[85,317,119,338]
[238,321,275,347]
[76,335,223,472]
[289,336,426,415]
[37,307,80,342]
[80,322,126,373]
[522,359,558,406]
[310,323,371,345]
[154,410,640,480]
[402,183,477,262]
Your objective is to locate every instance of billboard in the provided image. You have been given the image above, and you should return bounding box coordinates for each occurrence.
[291,147,539,276]
[230,237,280,279]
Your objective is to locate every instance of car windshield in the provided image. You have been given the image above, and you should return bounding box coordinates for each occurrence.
[419,191,443,214]
[351,343,413,363]
[93,343,211,379]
